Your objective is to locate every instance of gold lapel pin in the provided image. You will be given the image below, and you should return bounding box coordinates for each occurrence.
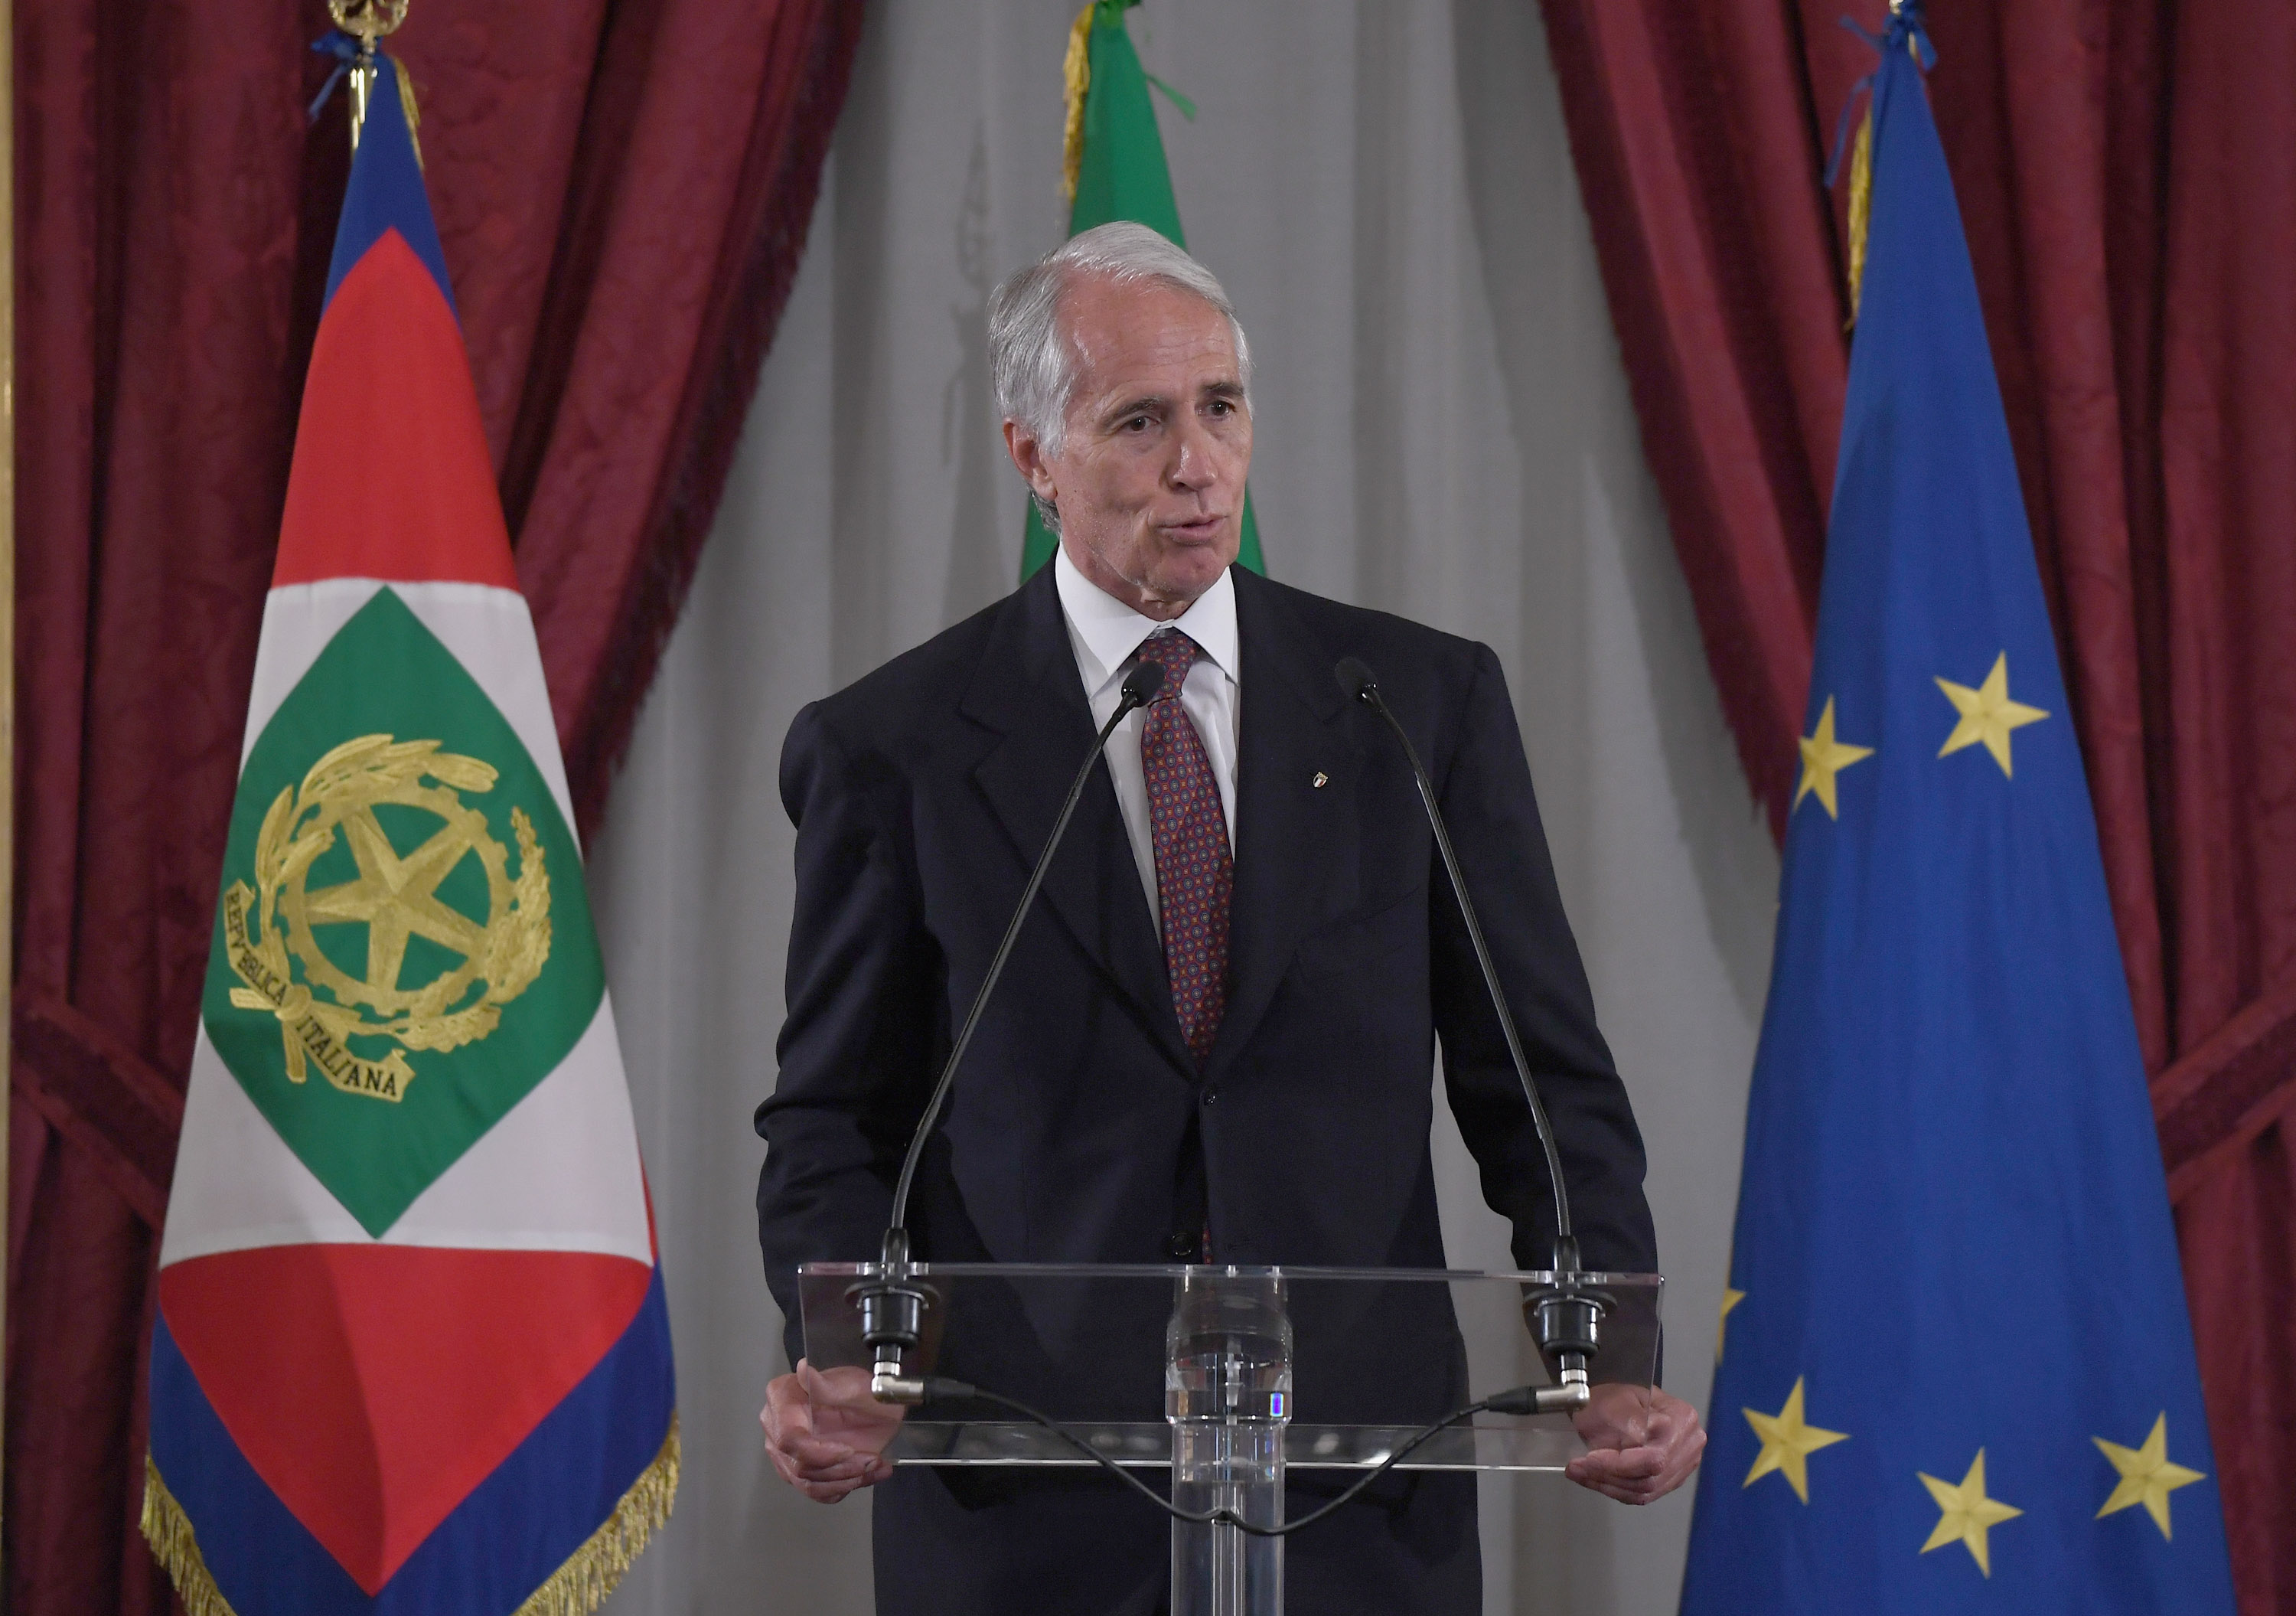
[1311,772,1329,788]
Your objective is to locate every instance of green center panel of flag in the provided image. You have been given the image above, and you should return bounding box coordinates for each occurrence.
[202,586,605,1236]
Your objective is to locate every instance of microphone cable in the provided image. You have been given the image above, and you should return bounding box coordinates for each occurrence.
[899,1375,1580,1538]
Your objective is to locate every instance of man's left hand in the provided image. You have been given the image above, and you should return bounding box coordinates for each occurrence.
[1564,1383,1705,1504]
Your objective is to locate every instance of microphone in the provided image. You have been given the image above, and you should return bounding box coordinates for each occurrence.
[1333,655,1605,1403]
[859,656,1167,1402]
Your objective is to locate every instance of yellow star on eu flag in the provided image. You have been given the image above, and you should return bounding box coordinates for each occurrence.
[1743,1377,1849,1503]
[1919,1449,2023,1575]
[2095,1413,2206,1539]
[1936,652,2048,776]
[1795,697,1874,819]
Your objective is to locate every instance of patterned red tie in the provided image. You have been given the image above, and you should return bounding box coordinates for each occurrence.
[1134,630,1231,1064]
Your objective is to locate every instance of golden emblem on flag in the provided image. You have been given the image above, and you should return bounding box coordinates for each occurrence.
[221,734,552,1102]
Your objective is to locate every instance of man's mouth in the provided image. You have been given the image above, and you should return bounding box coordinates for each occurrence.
[1159,514,1229,543]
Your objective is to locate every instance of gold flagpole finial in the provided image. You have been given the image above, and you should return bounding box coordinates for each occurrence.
[328,0,410,153]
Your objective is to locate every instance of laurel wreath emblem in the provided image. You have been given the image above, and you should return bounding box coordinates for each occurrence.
[220,734,552,1102]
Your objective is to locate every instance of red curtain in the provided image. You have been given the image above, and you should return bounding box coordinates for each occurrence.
[6,1,861,1608]
[1539,1,2296,1608]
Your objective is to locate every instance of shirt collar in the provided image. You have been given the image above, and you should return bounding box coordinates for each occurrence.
[1053,544,1239,694]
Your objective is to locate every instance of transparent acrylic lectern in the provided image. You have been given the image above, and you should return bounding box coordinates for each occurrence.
[801,1263,1662,1616]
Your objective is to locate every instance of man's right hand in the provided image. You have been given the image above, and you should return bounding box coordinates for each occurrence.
[762,1360,905,1503]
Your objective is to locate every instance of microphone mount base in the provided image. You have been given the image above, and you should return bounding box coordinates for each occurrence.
[1525,1277,1613,1370]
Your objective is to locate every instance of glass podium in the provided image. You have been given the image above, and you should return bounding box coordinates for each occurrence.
[801,1263,1662,1615]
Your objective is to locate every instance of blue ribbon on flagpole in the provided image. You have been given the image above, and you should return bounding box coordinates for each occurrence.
[1824,2,1937,186]
[307,30,365,124]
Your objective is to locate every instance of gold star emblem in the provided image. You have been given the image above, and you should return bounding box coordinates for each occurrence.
[1795,697,1875,818]
[2094,1413,2206,1539]
[1918,1449,2023,1575]
[1743,1377,1849,1503]
[305,803,489,994]
[1936,652,2048,777]
[1716,1288,1745,1361]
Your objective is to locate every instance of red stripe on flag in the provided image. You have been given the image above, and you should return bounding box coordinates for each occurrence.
[158,1243,651,1593]
[273,228,520,590]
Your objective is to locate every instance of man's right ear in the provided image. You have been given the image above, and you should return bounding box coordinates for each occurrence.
[1002,420,1059,508]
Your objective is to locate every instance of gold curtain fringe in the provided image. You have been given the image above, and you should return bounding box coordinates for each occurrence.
[142,1457,242,1616]
[1844,108,1874,328]
[514,1416,682,1616]
[140,1416,679,1616]
[1059,3,1093,201]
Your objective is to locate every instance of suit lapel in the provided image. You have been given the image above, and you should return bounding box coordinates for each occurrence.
[1206,569,1361,1080]
[960,566,1193,1077]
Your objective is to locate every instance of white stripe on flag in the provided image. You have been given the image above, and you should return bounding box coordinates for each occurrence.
[160,995,651,1267]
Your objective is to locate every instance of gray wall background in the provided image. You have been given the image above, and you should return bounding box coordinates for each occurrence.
[589,2,1780,1609]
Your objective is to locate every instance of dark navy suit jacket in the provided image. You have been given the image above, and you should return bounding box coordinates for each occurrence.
[757,562,1656,1614]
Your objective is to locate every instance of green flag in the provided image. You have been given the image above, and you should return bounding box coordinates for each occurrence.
[1019,0,1267,580]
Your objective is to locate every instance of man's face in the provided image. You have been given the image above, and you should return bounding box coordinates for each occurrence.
[1004,274,1252,621]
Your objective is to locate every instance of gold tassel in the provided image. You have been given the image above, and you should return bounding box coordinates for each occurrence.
[1844,107,1873,328]
[141,1418,679,1616]
[514,1416,682,1616]
[142,1457,242,1616]
[397,60,424,170]
[1060,3,1094,202]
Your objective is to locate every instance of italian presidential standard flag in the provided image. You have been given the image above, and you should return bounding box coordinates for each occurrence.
[143,56,675,1615]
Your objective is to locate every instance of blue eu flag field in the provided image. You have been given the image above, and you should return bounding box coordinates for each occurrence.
[1678,9,2236,1611]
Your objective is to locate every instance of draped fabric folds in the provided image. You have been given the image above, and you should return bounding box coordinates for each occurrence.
[5,3,861,1608]
[1537,2,2296,1609]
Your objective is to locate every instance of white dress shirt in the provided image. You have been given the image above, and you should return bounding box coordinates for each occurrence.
[1053,546,1240,935]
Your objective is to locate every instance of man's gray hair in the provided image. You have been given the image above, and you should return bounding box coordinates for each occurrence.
[989,221,1253,478]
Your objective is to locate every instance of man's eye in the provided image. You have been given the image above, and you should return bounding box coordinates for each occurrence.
[1208,399,1232,416]
[1124,415,1152,433]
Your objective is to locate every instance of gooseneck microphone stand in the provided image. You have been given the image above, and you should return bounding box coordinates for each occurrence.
[857,658,1167,1402]
[1333,656,1607,1402]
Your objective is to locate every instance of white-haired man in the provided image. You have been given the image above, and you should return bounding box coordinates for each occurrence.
[757,221,1703,1613]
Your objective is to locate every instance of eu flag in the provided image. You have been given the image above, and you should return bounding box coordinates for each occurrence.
[1678,10,2237,1611]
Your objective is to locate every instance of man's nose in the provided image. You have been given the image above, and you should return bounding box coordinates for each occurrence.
[1169,420,1223,490]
